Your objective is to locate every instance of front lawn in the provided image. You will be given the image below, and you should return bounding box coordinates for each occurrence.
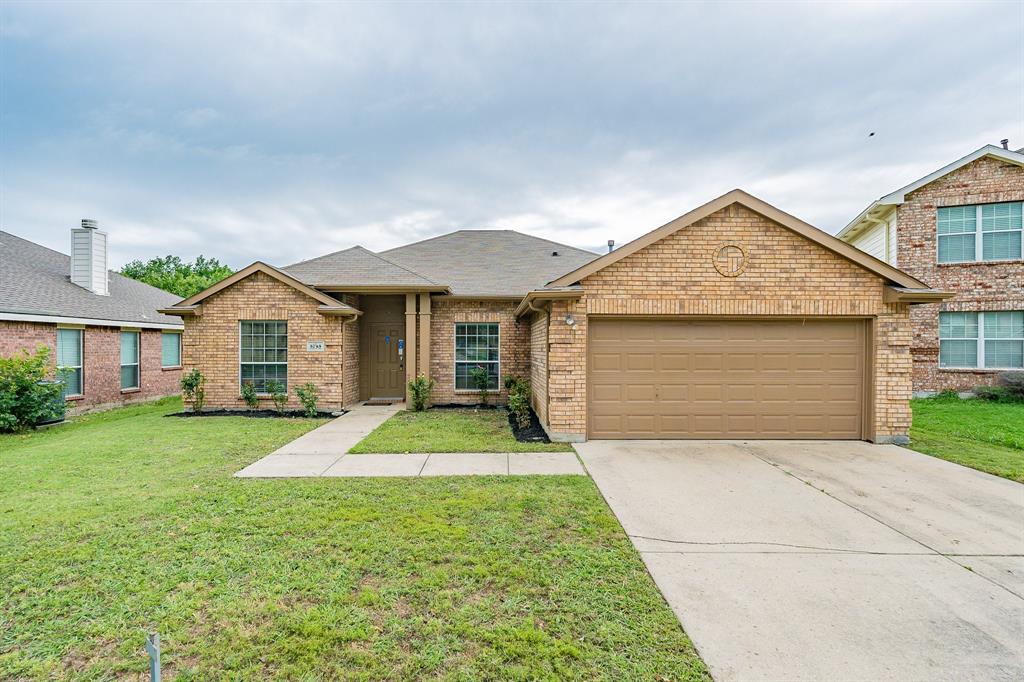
[909,397,1024,482]
[349,408,575,453]
[0,398,706,680]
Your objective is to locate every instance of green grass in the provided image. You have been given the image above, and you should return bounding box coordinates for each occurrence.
[909,397,1024,482]
[349,408,576,453]
[0,398,706,680]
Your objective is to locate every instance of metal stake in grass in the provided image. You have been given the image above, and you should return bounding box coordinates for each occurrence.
[145,632,160,681]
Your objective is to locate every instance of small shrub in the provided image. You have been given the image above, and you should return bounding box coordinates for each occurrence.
[0,346,65,433]
[997,371,1024,401]
[265,380,288,415]
[974,385,1010,402]
[296,382,320,417]
[932,389,961,401]
[469,366,491,406]
[407,374,434,412]
[180,368,206,412]
[240,381,260,410]
[504,375,532,429]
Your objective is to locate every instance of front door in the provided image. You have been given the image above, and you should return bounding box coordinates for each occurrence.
[368,323,404,398]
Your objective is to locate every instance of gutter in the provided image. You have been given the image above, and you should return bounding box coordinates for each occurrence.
[514,287,584,318]
[882,286,955,304]
[1,311,183,331]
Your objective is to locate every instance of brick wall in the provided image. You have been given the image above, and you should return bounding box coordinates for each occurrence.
[428,298,530,405]
[0,320,180,412]
[541,203,913,441]
[529,310,549,425]
[181,271,352,410]
[894,156,1024,392]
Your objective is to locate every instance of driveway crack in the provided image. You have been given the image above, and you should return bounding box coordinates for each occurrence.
[742,446,1024,601]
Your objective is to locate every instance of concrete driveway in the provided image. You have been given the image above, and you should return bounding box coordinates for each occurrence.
[576,440,1024,682]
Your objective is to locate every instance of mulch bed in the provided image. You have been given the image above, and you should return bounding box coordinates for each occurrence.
[167,409,342,419]
[507,406,552,443]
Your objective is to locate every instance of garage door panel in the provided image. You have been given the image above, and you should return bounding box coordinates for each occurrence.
[590,353,622,371]
[588,319,865,439]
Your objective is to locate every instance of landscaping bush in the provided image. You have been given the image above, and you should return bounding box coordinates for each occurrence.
[240,381,260,409]
[265,380,288,415]
[505,376,532,429]
[928,389,960,401]
[998,371,1024,401]
[974,385,1011,402]
[0,346,66,433]
[407,374,434,411]
[469,366,491,406]
[296,382,319,417]
[180,368,206,412]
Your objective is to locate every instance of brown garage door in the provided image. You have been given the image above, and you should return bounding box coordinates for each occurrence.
[588,318,867,439]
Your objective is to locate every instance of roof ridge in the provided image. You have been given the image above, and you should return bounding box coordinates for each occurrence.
[0,230,70,260]
[381,228,596,258]
[363,248,441,285]
[282,244,365,269]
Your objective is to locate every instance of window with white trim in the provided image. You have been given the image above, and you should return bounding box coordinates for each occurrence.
[240,321,287,392]
[454,323,500,390]
[937,202,1023,263]
[161,332,181,368]
[939,311,1024,369]
[120,331,140,389]
[56,328,83,398]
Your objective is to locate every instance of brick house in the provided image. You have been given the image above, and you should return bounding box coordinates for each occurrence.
[1,223,184,412]
[163,190,947,443]
[838,144,1024,393]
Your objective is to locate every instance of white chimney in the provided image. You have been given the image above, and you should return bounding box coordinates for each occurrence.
[70,219,109,295]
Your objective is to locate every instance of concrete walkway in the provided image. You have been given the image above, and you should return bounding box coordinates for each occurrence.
[234,403,583,477]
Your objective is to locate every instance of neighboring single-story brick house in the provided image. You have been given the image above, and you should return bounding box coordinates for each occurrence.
[162,190,949,443]
[1,223,184,412]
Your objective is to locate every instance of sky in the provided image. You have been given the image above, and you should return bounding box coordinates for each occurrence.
[1,1,1022,269]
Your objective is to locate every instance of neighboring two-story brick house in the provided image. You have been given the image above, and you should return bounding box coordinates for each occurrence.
[0,223,184,412]
[838,144,1024,393]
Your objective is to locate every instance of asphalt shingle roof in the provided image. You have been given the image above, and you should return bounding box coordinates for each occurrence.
[381,230,599,296]
[0,230,183,326]
[282,246,442,288]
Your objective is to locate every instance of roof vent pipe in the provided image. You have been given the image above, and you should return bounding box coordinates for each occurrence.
[607,239,615,253]
[1001,139,1009,150]
[70,218,109,295]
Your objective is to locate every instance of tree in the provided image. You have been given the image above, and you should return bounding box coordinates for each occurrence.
[120,255,233,298]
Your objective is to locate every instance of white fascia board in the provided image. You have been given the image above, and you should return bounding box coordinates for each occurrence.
[0,311,184,330]
[837,203,896,241]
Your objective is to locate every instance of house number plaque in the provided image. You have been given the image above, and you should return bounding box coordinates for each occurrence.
[306,341,326,352]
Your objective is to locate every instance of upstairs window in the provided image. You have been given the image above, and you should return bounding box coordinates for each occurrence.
[938,202,1022,263]
[56,328,83,398]
[454,323,500,391]
[240,321,287,392]
[120,331,140,390]
[939,311,1023,369]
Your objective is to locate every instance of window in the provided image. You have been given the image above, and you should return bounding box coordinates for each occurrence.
[161,332,181,368]
[938,202,1023,263]
[455,323,499,391]
[240,321,287,392]
[56,328,83,398]
[939,311,1023,369]
[120,331,140,390]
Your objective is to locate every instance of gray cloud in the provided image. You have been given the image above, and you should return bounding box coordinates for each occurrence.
[1,1,1020,268]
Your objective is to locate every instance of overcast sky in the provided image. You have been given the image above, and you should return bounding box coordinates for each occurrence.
[1,1,1021,269]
